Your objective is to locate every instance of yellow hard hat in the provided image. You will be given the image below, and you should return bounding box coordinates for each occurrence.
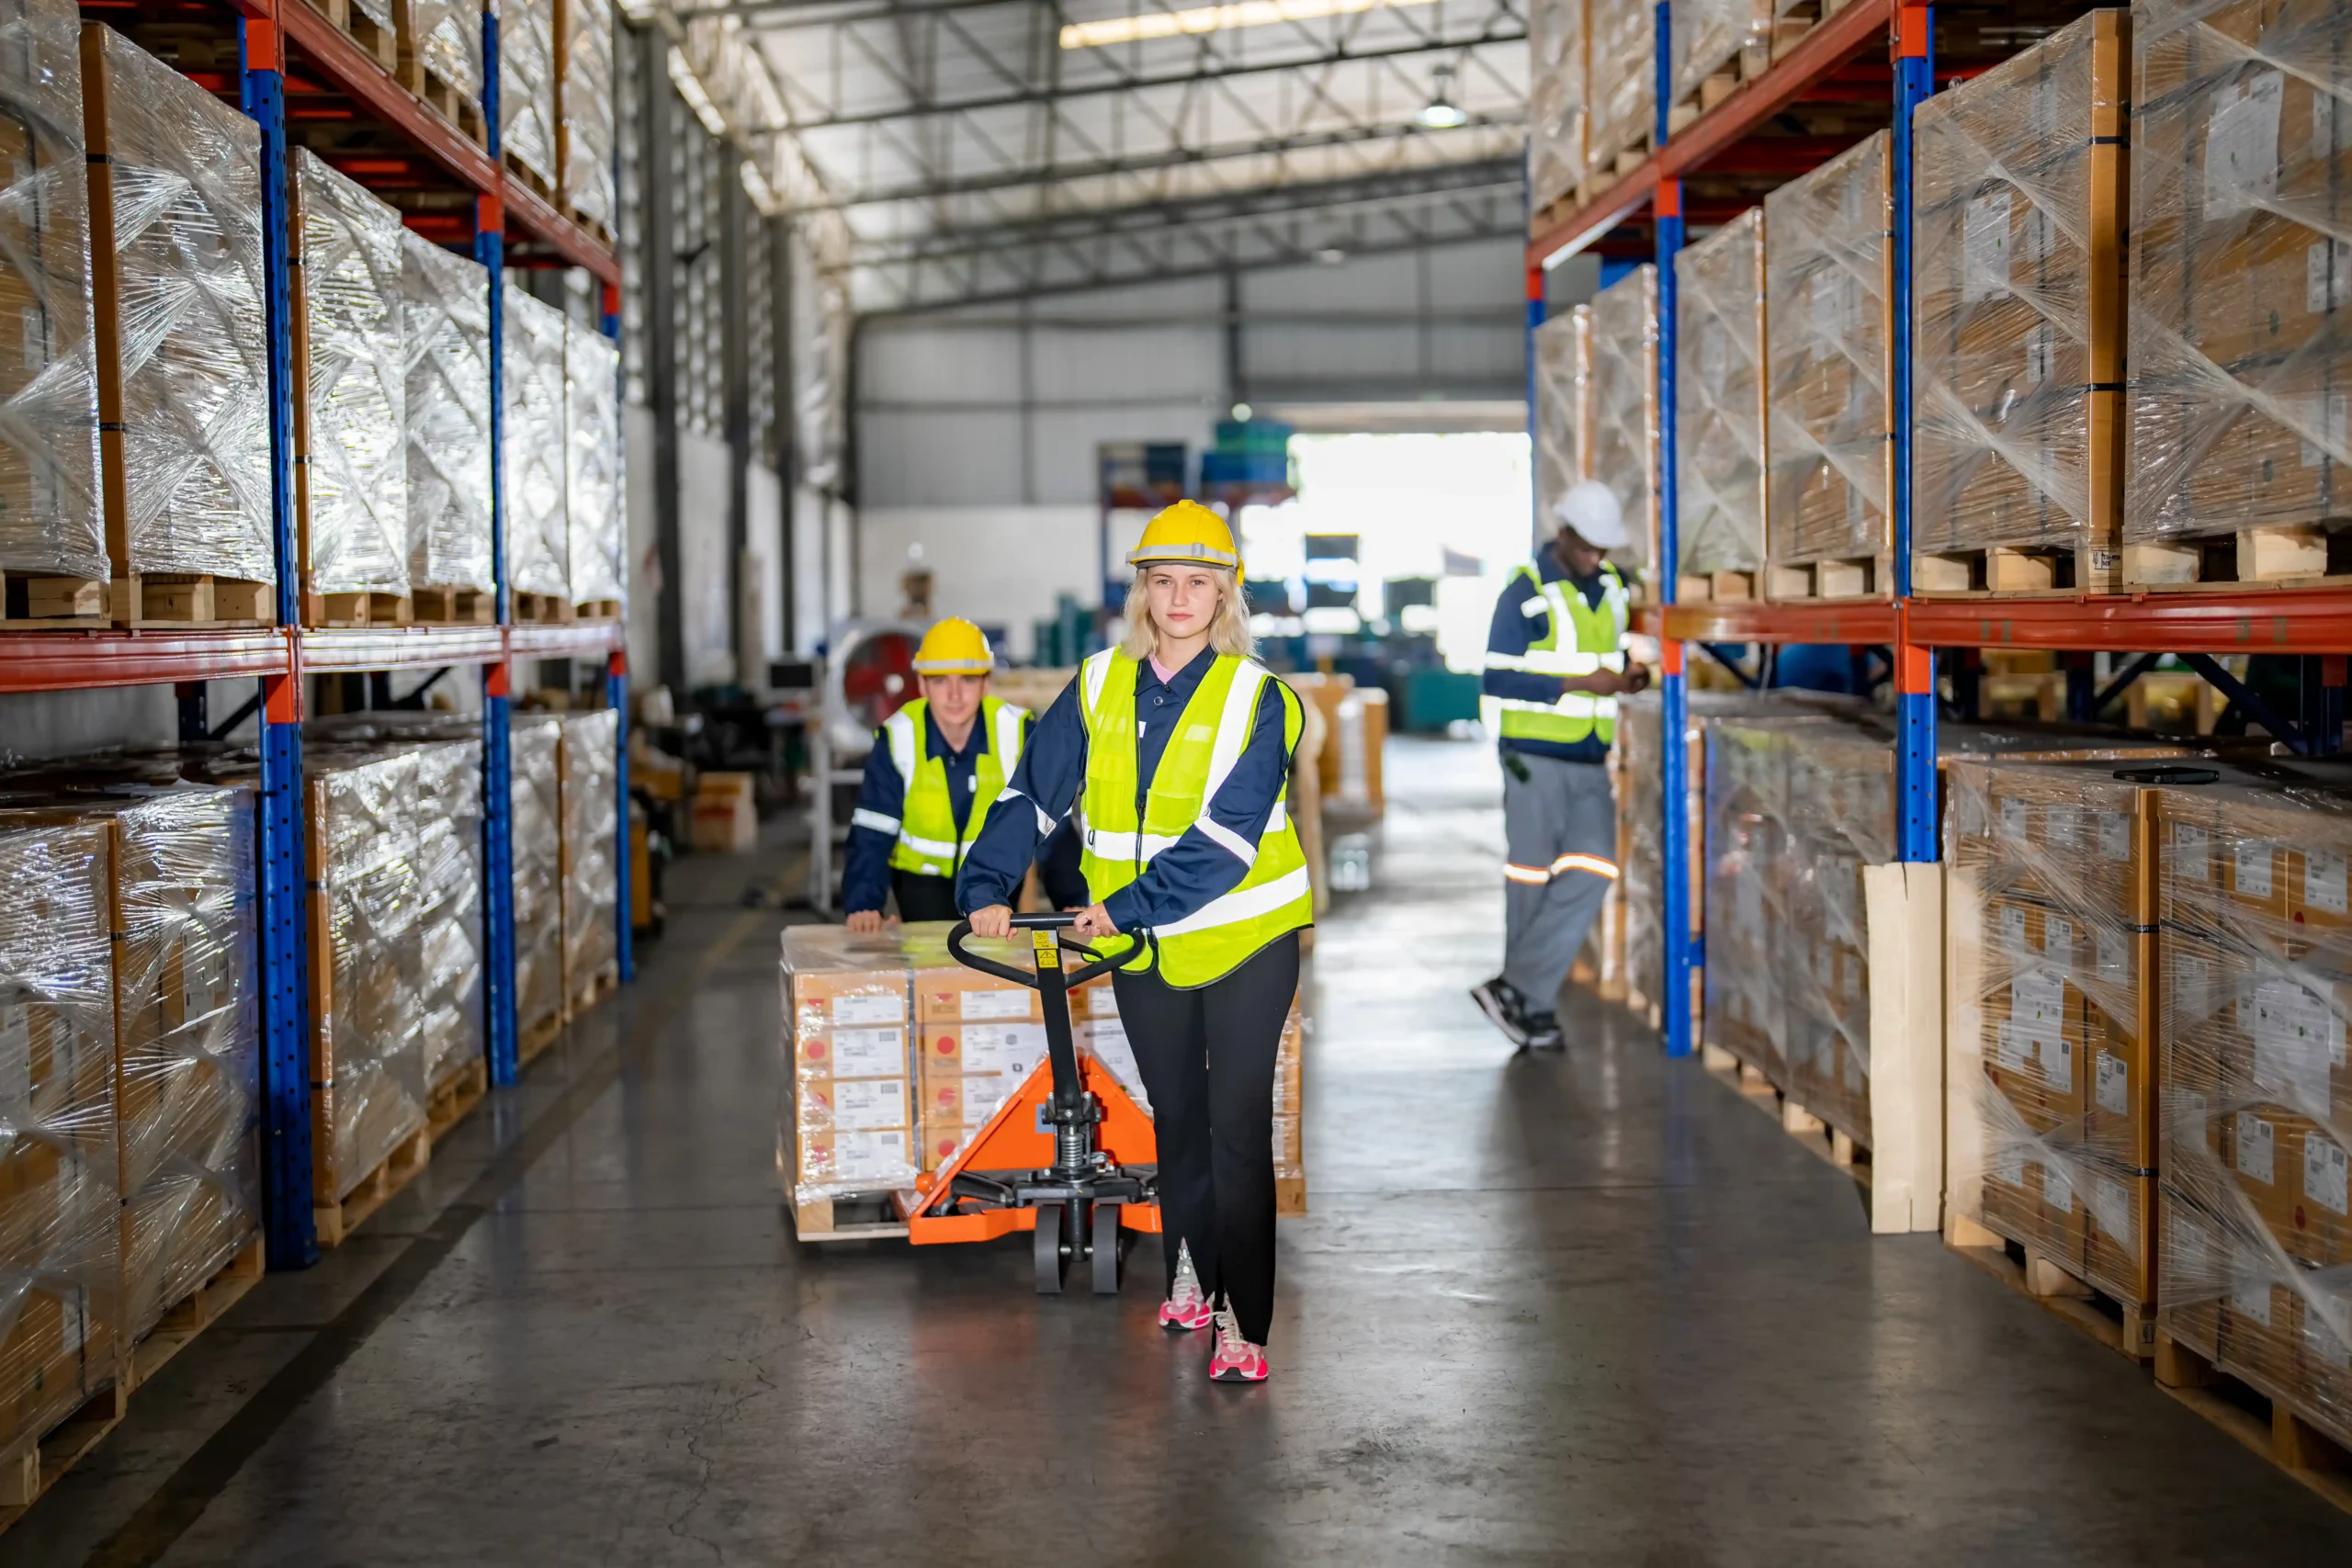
[1127,500,1243,581]
[912,616,994,674]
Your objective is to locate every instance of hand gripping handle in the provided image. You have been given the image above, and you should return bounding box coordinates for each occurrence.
[944,913,1158,988]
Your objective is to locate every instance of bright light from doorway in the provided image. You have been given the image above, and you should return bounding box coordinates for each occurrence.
[1060,0,1444,51]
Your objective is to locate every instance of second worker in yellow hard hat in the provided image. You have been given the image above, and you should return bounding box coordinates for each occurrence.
[842,617,1043,931]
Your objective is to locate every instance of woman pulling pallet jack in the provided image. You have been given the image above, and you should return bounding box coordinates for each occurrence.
[960,501,1312,1384]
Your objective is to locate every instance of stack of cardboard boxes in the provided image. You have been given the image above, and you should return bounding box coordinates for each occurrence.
[1588,264,1661,588]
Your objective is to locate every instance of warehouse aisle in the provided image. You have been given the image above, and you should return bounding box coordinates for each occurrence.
[8,741,2352,1566]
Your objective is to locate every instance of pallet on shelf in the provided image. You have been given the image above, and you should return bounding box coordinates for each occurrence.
[410,583,492,624]
[514,590,574,624]
[1764,554,1890,602]
[1912,543,2123,597]
[1675,571,1758,603]
[1947,1214,2156,1362]
[300,0,399,75]
[0,572,108,626]
[126,1238,266,1395]
[313,1122,430,1249]
[2121,525,2352,592]
[788,1190,912,1243]
[573,596,620,621]
[396,57,488,149]
[113,572,276,628]
[303,590,413,627]
[504,150,557,208]
[2156,1331,2352,1518]
[425,1055,488,1139]
[0,1377,128,1529]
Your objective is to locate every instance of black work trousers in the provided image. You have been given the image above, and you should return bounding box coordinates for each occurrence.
[890,870,960,922]
[1112,931,1299,1346]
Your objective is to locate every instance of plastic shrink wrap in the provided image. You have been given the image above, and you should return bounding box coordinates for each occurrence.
[560,0,616,232]
[1527,0,1586,214]
[0,0,104,592]
[500,0,559,186]
[81,24,273,597]
[565,324,624,606]
[780,926,921,1210]
[293,148,407,605]
[0,820,119,1448]
[1669,0,1770,117]
[559,709,618,1005]
[1945,760,2165,1325]
[399,230,492,598]
[1585,0,1653,180]
[503,286,571,602]
[408,0,482,100]
[1532,307,1590,537]
[1589,263,1658,581]
[1675,209,1768,586]
[2156,773,2352,1450]
[407,739,484,1094]
[306,749,428,1200]
[1913,10,2129,591]
[512,714,566,1046]
[1764,130,1893,596]
[2125,0,2352,576]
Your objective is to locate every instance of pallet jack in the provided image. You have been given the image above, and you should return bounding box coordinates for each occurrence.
[905,915,1160,1293]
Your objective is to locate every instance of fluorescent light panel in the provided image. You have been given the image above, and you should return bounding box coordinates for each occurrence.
[1061,0,1443,51]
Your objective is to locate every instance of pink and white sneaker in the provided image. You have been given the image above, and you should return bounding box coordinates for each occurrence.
[1207,1303,1268,1383]
[1158,1241,1213,1333]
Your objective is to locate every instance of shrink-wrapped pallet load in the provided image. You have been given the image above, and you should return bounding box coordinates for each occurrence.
[565,324,624,613]
[405,0,484,109]
[81,23,274,626]
[407,738,484,1097]
[2124,0,2352,586]
[503,287,571,614]
[1527,0,1587,214]
[501,0,559,189]
[1668,0,1770,130]
[560,0,616,233]
[513,715,566,1056]
[1675,208,1768,596]
[0,0,105,621]
[1589,264,1659,585]
[399,231,492,619]
[780,927,922,1225]
[1532,307,1590,539]
[292,149,408,625]
[1585,0,1654,184]
[1764,130,1894,601]
[1914,10,2130,595]
[559,709,619,1012]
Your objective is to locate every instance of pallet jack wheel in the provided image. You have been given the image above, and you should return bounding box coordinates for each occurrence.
[1091,1201,1122,1295]
[1034,1202,1066,1294]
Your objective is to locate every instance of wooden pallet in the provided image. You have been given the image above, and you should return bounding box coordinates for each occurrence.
[2122,524,2352,592]
[2155,1331,2352,1517]
[518,1004,565,1068]
[568,963,619,1019]
[1913,543,2123,597]
[1275,1174,1308,1217]
[115,573,276,628]
[1575,134,1655,207]
[425,1055,489,1139]
[1667,28,1780,137]
[1676,570,1759,603]
[0,1377,129,1530]
[304,590,412,628]
[314,1122,431,1249]
[572,597,622,621]
[128,1237,266,1395]
[1766,555,1891,602]
[789,1191,911,1243]
[1945,1213,2155,1362]
[505,152,558,209]
[411,583,493,625]
[303,0,398,73]
[396,57,489,150]
[513,590,574,625]
[0,570,108,626]
[1699,1042,1873,1186]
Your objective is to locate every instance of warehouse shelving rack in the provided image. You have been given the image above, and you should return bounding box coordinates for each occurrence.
[1526,0,2352,1061]
[22,0,632,1271]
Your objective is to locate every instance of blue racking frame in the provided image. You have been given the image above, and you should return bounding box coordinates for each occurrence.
[0,0,633,1262]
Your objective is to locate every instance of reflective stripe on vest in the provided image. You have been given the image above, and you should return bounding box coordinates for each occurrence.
[1077,650,1312,987]
[883,696,1028,875]
[1493,561,1631,746]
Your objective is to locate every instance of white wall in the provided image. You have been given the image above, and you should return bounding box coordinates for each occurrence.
[858,505,1100,660]
[677,429,736,687]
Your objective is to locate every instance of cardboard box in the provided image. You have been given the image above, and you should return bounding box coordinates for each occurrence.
[689,772,758,852]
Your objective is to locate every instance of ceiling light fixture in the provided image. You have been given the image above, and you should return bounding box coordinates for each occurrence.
[1059,0,1442,51]
[1416,63,1467,129]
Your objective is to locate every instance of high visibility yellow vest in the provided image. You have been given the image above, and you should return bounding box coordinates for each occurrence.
[1488,560,1631,747]
[1076,649,1312,988]
[881,696,1026,876]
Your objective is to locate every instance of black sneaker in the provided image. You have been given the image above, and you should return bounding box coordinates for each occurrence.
[1521,1010,1565,1051]
[1470,976,1532,1046]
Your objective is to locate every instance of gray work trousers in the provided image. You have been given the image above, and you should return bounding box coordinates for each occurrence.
[1501,751,1617,1014]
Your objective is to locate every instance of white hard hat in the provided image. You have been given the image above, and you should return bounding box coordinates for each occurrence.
[1555,480,1629,550]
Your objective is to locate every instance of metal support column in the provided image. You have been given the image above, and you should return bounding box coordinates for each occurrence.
[641,31,684,694]
[1654,0,1695,1057]
[1523,145,1544,548]
[477,192,520,1086]
[1893,1,1939,862]
[601,283,632,981]
[243,11,318,1269]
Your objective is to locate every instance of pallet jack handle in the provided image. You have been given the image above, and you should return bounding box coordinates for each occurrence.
[944,914,1156,990]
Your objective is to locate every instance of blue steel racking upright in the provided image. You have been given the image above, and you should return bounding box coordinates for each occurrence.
[4,0,632,1264]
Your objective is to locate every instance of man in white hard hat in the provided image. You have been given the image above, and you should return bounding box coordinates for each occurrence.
[1470,479,1648,1049]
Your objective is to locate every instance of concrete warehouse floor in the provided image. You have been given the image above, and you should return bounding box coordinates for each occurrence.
[6,739,2350,1565]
